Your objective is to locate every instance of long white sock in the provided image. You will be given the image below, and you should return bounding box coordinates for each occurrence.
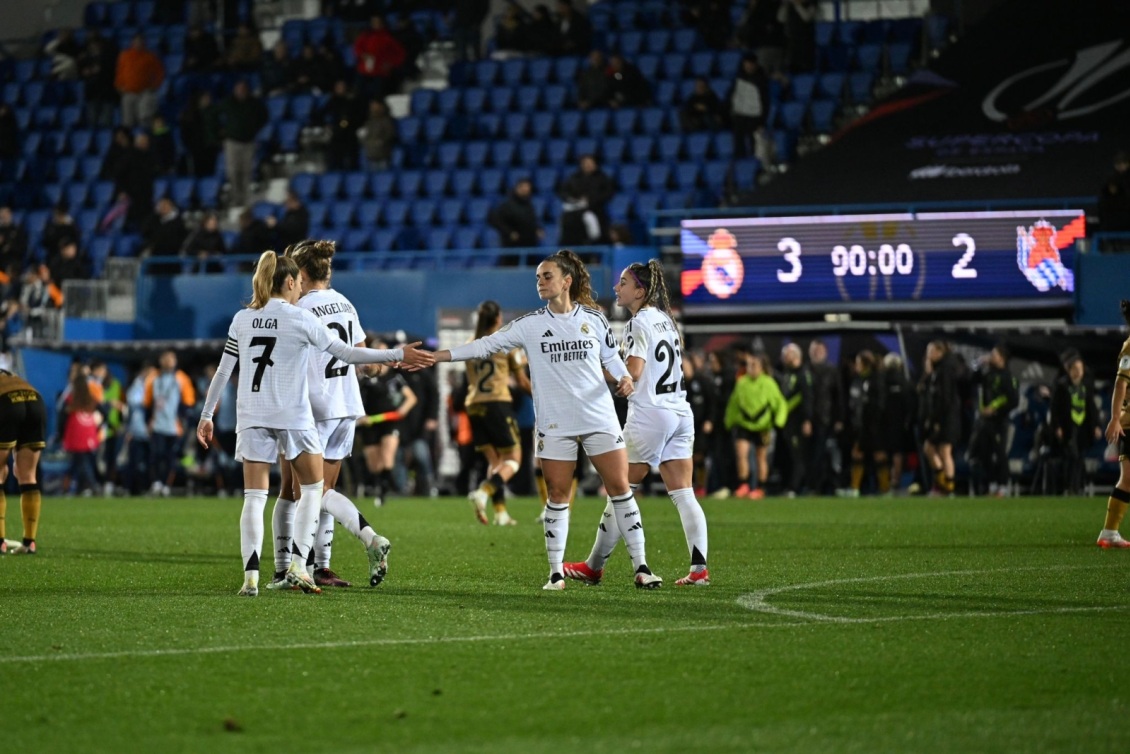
[290,481,324,568]
[669,487,708,570]
[241,489,269,586]
[322,488,378,548]
[271,495,296,574]
[543,501,570,577]
[610,490,649,572]
[585,498,621,572]
[313,510,335,569]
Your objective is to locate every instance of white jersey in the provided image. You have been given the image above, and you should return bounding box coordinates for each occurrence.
[298,288,365,421]
[449,304,629,436]
[623,307,692,416]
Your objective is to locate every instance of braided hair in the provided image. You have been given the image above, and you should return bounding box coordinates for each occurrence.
[625,258,672,314]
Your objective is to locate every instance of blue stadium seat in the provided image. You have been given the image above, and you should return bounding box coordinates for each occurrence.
[503,113,528,140]
[533,167,559,194]
[477,169,504,196]
[702,159,730,190]
[411,89,437,116]
[556,110,582,138]
[716,50,743,79]
[451,170,476,197]
[673,162,701,190]
[171,177,195,208]
[290,173,315,199]
[688,51,714,78]
[553,56,580,83]
[80,156,102,181]
[516,85,541,110]
[820,45,853,72]
[317,173,343,200]
[462,87,487,114]
[661,53,686,80]
[424,170,448,197]
[370,172,395,197]
[636,54,660,81]
[356,200,380,226]
[713,131,734,160]
[573,137,598,160]
[818,72,846,100]
[475,59,499,87]
[426,228,452,250]
[644,29,670,54]
[644,164,671,191]
[685,132,711,161]
[628,135,655,163]
[397,170,423,197]
[489,88,514,113]
[266,96,288,122]
[473,113,499,138]
[54,157,78,183]
[59,105,82,130]
[616,164,643,191]
[887,42,913,75]
[583,109,611,136]
[838,20,864,46]
[464,141,489,170]
[528,58,552,86]
[815,21,836,47]
[91,181,115,209]
[197,177,220,208]
[410,200,436,226]
[436,142,462,170]
[423,116,447,142]
[490,142,516,167]
[66,183,89,209]
[466,197,493,223]
[434,88,460,117]
[672,28,698,54]
[306,202,328,227]
[437,198,464,225]
[343,228,371,251]
[519,140,543,166]
[855,43,883,73]
[848,71,874,102]
[618,31,643,57]
[657,134,682,162]
[41,184,63,209]
[68,129,93,156]
[654,80,677,108]
[732,158,761,191]
[397,116,421,144]
[343,172,368,200]
[809,99,837,133]
[777,101,808,132]
[530,111,555,140]
[546,138,571,165]
[790,73,817,102]
[372,229,397,251]
[330,203,354,227]
[611,109,638,136]
[452,226,480,250]
[607,194,631,223]
[382,200,409,226]
[600,136,626,164]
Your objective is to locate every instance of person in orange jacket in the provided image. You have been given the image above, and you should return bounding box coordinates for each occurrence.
[115,34,165,129]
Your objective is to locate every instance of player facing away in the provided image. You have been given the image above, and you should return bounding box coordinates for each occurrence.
[196,251,433,596]
[265,239,395,590]
[1098,300,1130,549]
[566,260,710,586]
[433,250,662,590]
[466,300,532,526]
[0,369,48,556]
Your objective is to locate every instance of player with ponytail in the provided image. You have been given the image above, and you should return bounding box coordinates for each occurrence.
[1098,300,1130,549]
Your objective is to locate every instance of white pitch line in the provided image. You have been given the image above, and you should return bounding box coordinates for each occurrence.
[737,565,1127,624]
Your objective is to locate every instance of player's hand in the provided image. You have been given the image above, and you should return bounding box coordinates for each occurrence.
[615,375,634,397]
[196,418,214,449]
[1107,417,1123,445]
[399,342,435,371]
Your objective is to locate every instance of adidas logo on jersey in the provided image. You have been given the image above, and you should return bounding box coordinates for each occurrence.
[542,330,553,337]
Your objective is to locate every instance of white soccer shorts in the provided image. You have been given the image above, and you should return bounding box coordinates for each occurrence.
[317,417,357,462]
[624,405,694,469]
[535,427,625,461]
[236,426,323,463]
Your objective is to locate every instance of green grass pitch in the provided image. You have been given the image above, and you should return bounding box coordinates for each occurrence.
[2,493,1127,753]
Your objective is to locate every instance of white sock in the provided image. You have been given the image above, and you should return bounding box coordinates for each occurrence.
[271,496,295,574]
[585,498,621,572]
[290,481,324,569]
[543,501,570,576]
[1100,528,1119,539]
[670,487,708,570]
[241,489,269,585]
[322,488,377,548]
[314,510,334,569]
[610,490,649,572]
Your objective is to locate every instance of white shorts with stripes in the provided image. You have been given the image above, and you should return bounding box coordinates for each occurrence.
[535,426,625,462]
[624,404,694,469]
[235,426,323,463]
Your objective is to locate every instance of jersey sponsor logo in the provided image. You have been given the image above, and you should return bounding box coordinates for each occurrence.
[542,329,554,337]
[499,321,515,333]
[541,338,595,363]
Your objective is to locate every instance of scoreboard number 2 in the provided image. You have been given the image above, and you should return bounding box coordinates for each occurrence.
[951,233,978,279]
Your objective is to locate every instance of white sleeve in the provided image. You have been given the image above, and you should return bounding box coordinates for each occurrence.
[448,319,525,362]
[625,319,649,362]
[599,319,630,381]
[200,351,237,421]
[304,309,403,364]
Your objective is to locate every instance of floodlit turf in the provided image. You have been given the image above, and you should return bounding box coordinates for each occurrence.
[1,493,1126,753]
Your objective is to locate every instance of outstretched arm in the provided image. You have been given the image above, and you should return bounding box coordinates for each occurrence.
[197,350,237,449]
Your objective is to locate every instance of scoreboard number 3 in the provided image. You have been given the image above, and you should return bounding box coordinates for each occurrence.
[776,237,803,283]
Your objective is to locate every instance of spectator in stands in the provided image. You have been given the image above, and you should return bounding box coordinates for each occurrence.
[316,40,348,91]
[554,0,592,56]
[145,349,196,497]
[607,54,651,108]
[451,0,490,62]
[968,345,1017,496]
[218,80,268,208]
[685,0,732,50]
[320,79,365,171]
[576,50,611,111]
[262,40,295,95]
[270,190,310,251]
[181,212,227,273]
[43,201,79,263]
[114,131,160,228]
[114,34,165,129]
[19,265,60,340]
[778,0,817,72]
[0,103,17,163]
[361,98,397,170]
[919,340,962,496]
[49,238,91,286]
[78,31,119,128]
[489,178,543,258]
[353,15,406,101]
[141,197,189,257]
[293,43,330,93]
[151,114,177,175]
[184,23,220,72]
[232,208,273,256]
[558,154,614,246]
[179,90,222,178]
[0,207,29,273]
[680,77,725,132]
[1097,150,1130,237]
[1051,352,1101,495]
[525,5,559,54]
[729,54,770,161]
[494,5,528,54]
[324,0,378,25]
[737,0,786,73]
[225,23,264,71]
[392,15,424,81]
[45,28,82,80]
[100,127,133,181]
[776,343,812,497]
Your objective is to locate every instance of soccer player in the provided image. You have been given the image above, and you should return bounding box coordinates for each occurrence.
[0,369,47,555]
[265,239,397,590]
[432,250,662,590]
[466,299,531,526]
[1100,300,1130,548]
[196,251,432,596]
[357,337,416,508]
[919,341,961,496]
[565,260,711,586]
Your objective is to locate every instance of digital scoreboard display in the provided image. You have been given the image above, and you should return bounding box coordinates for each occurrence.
[680,209,1085,313]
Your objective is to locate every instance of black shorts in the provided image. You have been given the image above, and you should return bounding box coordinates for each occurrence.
[360,422,399,446]
[1119,433,1130,461]
[733,426,772,447]
[0,389,47,451]
[468,402,520,451]
[926,412,961,446]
